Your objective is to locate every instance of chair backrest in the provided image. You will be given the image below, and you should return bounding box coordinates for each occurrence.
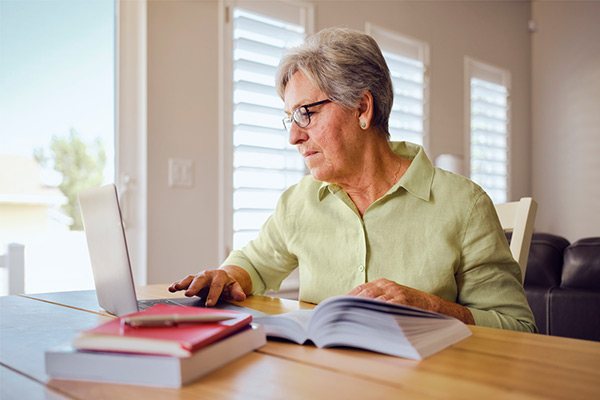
[494,197,538,284]
[0,243,25,295]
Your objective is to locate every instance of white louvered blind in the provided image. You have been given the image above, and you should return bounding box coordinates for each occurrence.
[232,8,306,249]
[469,73,510,204]
[385,52,426,145]
[367,24,428,145]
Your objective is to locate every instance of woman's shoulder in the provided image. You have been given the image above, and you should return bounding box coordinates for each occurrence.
[430,168,499,236]
[432,167,486,199]
[271,175,322,223]
[278,175,322,203]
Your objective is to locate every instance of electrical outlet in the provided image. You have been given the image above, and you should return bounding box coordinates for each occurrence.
[168,158,194,188]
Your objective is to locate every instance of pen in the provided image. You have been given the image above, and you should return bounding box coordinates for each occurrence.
[123,313,235,327]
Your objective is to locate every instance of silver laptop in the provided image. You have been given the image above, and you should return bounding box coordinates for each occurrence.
[78,184,205,316]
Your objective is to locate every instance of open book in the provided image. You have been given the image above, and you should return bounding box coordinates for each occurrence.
[254,296,471,360]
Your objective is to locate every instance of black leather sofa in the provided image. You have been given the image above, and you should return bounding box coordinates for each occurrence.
[523,233,600,341]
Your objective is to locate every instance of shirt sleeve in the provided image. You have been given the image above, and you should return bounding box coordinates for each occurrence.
[221,194,298,295]
[457,191,538,333]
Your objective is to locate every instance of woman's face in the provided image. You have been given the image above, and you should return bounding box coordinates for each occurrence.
[284,71,364,183]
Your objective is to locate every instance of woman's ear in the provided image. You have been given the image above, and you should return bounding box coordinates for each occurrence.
[357,90,374,130]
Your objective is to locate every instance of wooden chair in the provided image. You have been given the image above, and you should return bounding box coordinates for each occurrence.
[494,197,538,284]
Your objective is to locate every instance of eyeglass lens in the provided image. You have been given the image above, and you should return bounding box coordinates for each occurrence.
[294,107,310,127]
[283,108,309,131]
[282,99,331,131]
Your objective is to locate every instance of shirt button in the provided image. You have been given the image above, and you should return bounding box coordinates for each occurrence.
[358,264,365,272]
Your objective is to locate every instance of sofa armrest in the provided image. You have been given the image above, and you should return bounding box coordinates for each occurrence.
[525,287,552,335]
[548,288,600,341]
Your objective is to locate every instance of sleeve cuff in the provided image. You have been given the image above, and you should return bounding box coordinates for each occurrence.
[467,307,537,333]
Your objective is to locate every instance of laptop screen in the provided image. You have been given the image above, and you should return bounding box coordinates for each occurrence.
[79,184,139,316]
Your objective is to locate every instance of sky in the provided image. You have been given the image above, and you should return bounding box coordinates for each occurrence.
[0,0,115,179]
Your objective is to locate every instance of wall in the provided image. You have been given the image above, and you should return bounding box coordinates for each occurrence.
[313,0,532,199]
[146,0,533,283]
[531,1,600,241]
[147,1,220,283]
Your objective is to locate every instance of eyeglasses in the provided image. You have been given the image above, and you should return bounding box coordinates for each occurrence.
[282,99,332,131]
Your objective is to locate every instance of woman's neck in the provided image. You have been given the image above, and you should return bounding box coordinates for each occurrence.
[337,141,410,216]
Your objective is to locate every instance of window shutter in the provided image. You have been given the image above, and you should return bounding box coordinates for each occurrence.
[232,8,306,249]
[467,59,510,204]
[386,52,426,144]
[366,24,429,146]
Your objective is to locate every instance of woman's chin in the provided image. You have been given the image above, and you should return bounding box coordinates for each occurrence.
[305,158,334,182]
[307,167,330,182]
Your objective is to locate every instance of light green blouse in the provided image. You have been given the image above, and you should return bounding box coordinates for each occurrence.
[223,142,537,332]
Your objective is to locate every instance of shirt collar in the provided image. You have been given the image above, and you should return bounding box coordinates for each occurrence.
[318,181,337,201]
[390,141,434,201]
[317,141,434,202]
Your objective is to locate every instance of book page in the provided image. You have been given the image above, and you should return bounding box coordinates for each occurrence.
[254,310,313,344]
[282,310,312,329]
[304,296,471,359]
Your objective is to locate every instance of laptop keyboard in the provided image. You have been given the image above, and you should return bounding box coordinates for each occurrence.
[138,297,205,309]
[137,297,266,317]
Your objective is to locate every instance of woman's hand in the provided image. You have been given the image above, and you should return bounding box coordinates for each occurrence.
[348,278,434,310]
[348,278,474,324]
[168,265,251,306]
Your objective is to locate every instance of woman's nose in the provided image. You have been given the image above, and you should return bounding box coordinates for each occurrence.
[289,123,307,145]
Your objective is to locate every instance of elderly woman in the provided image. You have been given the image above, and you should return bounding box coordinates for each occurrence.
[170,28,536,332]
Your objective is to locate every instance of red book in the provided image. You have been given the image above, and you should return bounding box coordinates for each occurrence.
[73,304,252,357]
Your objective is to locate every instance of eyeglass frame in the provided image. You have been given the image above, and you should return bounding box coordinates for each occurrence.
[282,99,332,131]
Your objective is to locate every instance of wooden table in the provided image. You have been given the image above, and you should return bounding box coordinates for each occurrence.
[1,285,600,399]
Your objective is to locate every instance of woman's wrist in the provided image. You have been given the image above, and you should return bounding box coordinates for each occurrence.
[427,294,475,325]
[220,265,253,295]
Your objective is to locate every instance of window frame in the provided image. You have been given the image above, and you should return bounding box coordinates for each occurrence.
[219,0,314,260]
[365,22,430,151]
[116,0,147,284]
[464,57,512,203]
[0,0,144,293]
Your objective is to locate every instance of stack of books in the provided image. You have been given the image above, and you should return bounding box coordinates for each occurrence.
[45,304,266,388]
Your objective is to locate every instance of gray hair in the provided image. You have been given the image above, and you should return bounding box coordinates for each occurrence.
[276,27,393,138]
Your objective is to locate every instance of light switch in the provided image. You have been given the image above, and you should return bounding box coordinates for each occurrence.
[168,158,194,188]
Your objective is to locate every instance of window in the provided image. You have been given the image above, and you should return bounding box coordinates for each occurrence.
[366,23,429,147]
[0,0,116,295]
[222,1,313,253]
[465,58,511,204]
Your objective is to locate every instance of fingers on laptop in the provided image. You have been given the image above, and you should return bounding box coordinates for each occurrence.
[206,272,229,306]
[220,281,246,304]
[227,281,247,302]
[184,273,213,297]
[204,270,246,306]
[169,270,243,306]
[168,274,195,293]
